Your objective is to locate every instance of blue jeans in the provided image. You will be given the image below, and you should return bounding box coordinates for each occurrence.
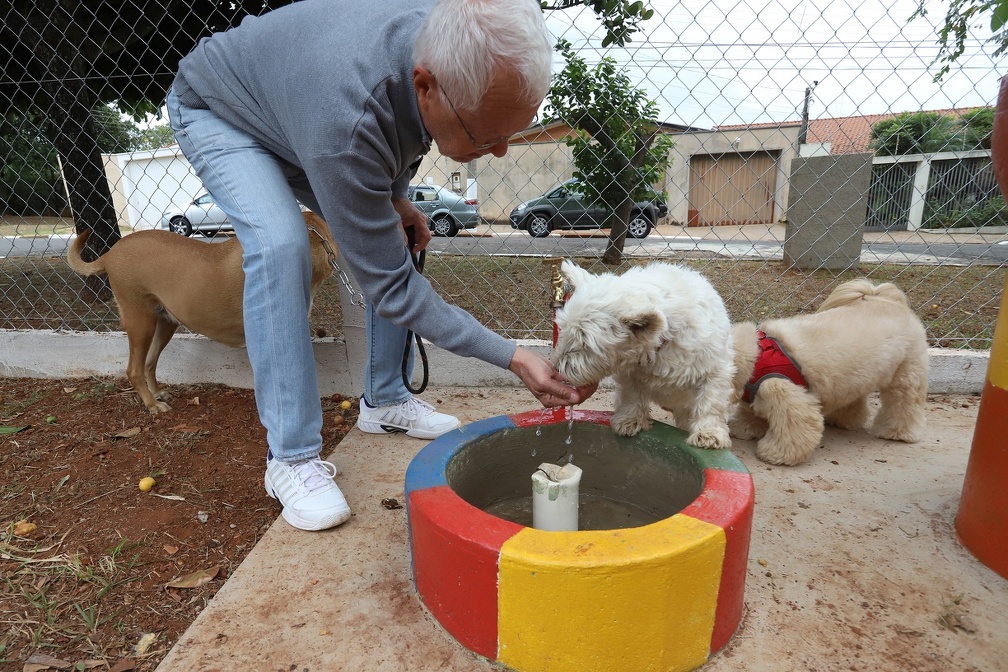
[366,301,416,408]
[167,89,412,461]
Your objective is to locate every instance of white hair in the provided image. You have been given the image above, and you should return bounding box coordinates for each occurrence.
[413,0,552,111]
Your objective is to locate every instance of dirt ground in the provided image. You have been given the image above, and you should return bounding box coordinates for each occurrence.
[4,378,1007,672]
[149,387,1007,672]
[0,376,357,672]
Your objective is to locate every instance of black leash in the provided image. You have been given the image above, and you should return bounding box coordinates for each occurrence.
[403,225,429,394]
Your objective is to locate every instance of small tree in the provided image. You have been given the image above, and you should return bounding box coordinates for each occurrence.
[547,39,674,265]
[869,111,957,155]
[952,107,995,149]
[912,0,1008,80]
[135,124,177,152]
[92,104,142,155]
[0,111,66,216]
[541,0,654,47]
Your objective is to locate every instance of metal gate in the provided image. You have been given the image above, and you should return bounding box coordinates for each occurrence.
[865,161,915,231]
[687,152,777,227]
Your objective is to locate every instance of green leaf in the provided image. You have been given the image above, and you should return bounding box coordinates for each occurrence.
[992,0,1008,29]
[0,425,29,435]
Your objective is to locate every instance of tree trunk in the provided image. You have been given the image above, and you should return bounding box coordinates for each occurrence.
[26,0,119,297]
[602,133,655,265]
[602,198,633,265]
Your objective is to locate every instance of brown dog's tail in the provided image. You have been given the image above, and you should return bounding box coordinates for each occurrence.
[66,229,106,277]
[817,279,909,312]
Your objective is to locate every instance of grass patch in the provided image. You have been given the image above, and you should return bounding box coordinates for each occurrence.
[0,216,75,238]
[1,252,1003,349]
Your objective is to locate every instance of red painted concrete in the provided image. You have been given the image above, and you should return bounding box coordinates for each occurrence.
[408,486,522,658]
[956,380,1008,580]
[509,407,613,428]
[958,74,1008,580]
[681,468,756,652]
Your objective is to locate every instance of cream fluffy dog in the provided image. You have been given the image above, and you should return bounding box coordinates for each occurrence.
[554,260,735,449]
[730,279,928,466]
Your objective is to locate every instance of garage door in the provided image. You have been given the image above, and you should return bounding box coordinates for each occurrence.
[688,152,777,227]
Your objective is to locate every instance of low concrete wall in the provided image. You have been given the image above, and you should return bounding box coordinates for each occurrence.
[0,329,989,397]
[784,153,872,270]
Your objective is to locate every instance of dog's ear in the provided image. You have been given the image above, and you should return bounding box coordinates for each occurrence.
[560,260,593,289]
[619,309,665,340]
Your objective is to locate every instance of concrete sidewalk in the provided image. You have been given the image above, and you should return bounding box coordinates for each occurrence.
[475,220,1008,246]
[156,387,1008,672]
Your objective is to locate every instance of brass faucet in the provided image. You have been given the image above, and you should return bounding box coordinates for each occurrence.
[543,257,565,310]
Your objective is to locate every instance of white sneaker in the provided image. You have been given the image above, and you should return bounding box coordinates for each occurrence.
[357,395,460,440]
[264,454,351,531]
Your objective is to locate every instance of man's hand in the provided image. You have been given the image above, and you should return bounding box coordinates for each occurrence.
[508,347,598,408]
[392,196,432,253]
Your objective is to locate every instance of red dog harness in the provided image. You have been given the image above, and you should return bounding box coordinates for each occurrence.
[742,330,808,403]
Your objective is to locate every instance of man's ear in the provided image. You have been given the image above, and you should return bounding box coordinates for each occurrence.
[413,66,436,105]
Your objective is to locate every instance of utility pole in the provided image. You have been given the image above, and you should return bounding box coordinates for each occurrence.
[798,80,818,145]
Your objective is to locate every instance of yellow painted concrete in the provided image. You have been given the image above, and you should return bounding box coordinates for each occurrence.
[987,276,1008,390]
[497,514,726,672]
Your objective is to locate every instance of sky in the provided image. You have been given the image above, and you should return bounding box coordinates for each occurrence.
[542,0,1004,129]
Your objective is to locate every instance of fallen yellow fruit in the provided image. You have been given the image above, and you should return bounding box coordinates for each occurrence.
[340,400,352,410]
[14,520,37,536]
[139,476,156,492]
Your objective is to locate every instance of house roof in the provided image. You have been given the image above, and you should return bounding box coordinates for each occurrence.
[720,107,986,155]
[511,119,702,144]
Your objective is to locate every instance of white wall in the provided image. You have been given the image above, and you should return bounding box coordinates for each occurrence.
[103,147,204,231]
[666,125,801,225]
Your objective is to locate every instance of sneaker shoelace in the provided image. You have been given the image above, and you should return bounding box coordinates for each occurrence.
[400,395,435,420]
[292,458,337,492]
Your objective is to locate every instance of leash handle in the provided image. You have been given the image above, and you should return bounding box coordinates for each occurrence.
[403,224,429,394]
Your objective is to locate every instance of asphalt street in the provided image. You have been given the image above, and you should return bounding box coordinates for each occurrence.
[4,227,1007,265]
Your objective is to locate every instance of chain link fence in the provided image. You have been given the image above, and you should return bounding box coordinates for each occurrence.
[2,0,1006,352]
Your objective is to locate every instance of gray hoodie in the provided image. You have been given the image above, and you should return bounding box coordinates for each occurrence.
[173,0,516,370]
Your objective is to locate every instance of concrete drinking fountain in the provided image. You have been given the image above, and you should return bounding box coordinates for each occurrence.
[404,259,754,671]
[404,407,754,672]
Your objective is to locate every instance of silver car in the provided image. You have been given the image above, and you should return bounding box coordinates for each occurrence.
[409,184,481,237]
[160,192,231,237]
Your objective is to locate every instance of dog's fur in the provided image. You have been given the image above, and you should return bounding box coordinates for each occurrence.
[67,211,336,414]
[554,260,735,449]
[730,279,929,466]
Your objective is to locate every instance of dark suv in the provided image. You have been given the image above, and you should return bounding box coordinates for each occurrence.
[509,179,666,238]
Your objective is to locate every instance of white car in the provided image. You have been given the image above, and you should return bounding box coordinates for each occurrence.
[409,184,481,236]
[160,192,231,237]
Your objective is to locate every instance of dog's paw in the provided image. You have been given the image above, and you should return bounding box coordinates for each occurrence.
[870,426,918,443]
[729,420,765,441]
[147,401,172,414]
[689,426,732,450]
[755,438,814,466]
[612,415,652,437]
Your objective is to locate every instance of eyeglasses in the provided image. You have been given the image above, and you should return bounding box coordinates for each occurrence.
[437,78,511,151]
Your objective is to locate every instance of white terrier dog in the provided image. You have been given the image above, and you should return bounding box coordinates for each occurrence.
[554,261,735,449]
[730,279,928,466]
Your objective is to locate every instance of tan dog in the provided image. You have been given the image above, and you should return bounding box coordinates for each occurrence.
[730,279,929,466]
[67,211,336,413]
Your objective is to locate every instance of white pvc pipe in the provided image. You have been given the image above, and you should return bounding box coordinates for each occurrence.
[531,462,582,531]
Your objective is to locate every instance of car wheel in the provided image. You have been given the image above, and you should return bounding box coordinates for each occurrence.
[628,213,652,239]
[169,217,193,237]
[431,214,458,237]
[525,212,552,237]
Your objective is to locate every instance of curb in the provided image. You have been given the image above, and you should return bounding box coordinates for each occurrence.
[0,330,989,396]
